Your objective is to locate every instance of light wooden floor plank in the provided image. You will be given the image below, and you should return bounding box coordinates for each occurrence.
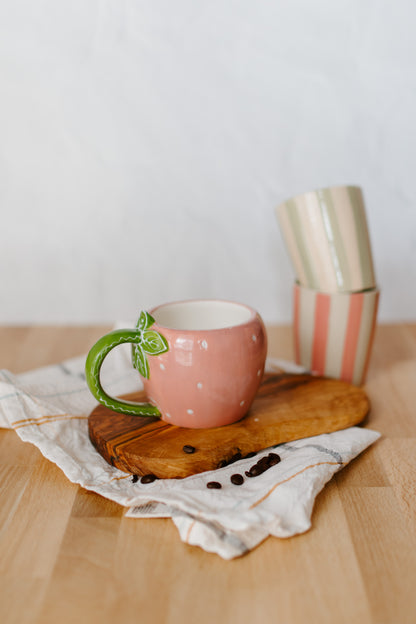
[0,325,415,624]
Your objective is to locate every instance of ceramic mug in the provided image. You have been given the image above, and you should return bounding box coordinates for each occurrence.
[85,299,267,428]
[275,185,376,293]
[293,282,379,385]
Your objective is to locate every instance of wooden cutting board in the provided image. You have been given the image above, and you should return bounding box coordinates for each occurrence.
[88,373,370,479]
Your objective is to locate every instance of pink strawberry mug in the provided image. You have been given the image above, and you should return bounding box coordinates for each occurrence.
[85,299,267,428]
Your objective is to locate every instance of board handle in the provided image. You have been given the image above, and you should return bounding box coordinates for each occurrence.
[85,328,162,417]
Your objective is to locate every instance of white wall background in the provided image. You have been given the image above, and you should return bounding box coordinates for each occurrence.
[1,0,415,324]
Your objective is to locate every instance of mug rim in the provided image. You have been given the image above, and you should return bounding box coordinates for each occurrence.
[148,298,259,332]
[294,281,380,297]
[276,184,363,211]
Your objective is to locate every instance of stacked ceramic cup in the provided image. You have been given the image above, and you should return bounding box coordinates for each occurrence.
[275,185,379,386]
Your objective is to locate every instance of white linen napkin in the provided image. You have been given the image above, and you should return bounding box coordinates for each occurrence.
[0,338,380,559]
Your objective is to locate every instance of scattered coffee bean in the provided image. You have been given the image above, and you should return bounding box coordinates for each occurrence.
[248,464,262,477]
[207,481,222,489]
[140,474,158,484]
[230,474,244,486]
[228,451,242,464]
[244,452,282,478]
[210,451,280,482]
[131,474,139,483]
[183,444,196,454]
[267,453,281,466]
[258,456,271,470]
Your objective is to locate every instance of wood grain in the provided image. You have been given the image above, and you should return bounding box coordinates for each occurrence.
[1,324,416,624]
[88,373,369,478]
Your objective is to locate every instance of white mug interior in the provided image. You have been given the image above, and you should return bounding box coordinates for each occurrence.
[151,300,255,331]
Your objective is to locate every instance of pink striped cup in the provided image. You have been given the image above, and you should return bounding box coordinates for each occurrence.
[293,283,379,386]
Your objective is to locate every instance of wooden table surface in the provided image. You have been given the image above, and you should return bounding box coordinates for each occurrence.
[1,324,416,624]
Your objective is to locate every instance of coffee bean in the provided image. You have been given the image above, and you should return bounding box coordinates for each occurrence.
[258,456,271,470]
[228,452,242,464]
[267,453,281,466]
[244,452,282,479]
[268,452,280,459]
[183,445,196,454]
[140,474,158,484]
[245,470,254,478]
[248,464,262,477]
[230,474,244,485]
[131,474,139,483]
[207,481,222,489]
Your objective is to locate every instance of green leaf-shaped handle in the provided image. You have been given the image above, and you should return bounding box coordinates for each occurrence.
[85,327,165,417]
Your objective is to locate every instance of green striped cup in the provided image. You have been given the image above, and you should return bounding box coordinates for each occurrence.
[276,185,376,293]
